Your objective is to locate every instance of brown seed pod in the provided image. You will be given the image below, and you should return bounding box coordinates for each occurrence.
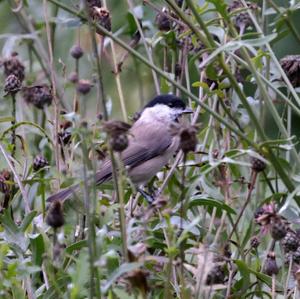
[1,52,25,82]
[280,55,300,88]
[58,130,72,146]
[22,84,53,109]
[264,252,279,276]
[70,45,84,59]
[46,200,65,228]
[271,218,287,241]
[126,269,149,294]
[0,169,11,194]
[155,9,171,31]
[86,0,102,8]
[4,74,22,94]
[77,79,93,95]
[170,123,198,154]
[33,155,49,171]
[110,133,129,152]
[90,7,111,33]
[227,0,259,31]
[250,236,260,249]
[251,156,266,172]
[281,231,299,252]
[103,120,131,137]
[206,264,226,285]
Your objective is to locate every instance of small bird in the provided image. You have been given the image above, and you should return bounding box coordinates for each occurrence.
[47,94,192,203]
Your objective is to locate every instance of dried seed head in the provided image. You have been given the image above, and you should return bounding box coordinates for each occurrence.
[271,218,287,240]
[70,45,84,59]
[228,0,258,31]
[155,10,171,31]
[33,155,49,171]
[292,247,300,264]
[103,120,131,137]
[250,236,260,248]
[4,74,22,94]
[46,200,65,228]
[86,0,102,8]
[68,71,79,83]
[171,123,198,154]
[264,252,279,276]
[1,52,25,82]
[58,130,72,146]
[110,133,128,152]
[280,55,300,88]
[126,269,149,294]
[281,231,299,252]
[77,79,93,95]
[0,169,11,194]
[206,264,226,285]
[90,7,111,33]
[22,84,53,109]
[251,156,266,172]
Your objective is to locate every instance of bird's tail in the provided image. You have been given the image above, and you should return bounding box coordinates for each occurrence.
[47,184,80,203]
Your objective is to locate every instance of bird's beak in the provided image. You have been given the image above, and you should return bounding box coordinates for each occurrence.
[183,107,193,114]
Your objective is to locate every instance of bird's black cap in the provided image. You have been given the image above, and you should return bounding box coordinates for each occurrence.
[144,94,186,110]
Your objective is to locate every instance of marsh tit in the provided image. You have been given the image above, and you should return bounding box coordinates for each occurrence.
[47,94,193,203]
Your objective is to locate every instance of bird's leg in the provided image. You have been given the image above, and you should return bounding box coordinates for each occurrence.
[137,187,155,204]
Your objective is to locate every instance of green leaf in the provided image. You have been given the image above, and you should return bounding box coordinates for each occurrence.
[20,211,37,232]
[189,197,236,216]
[30,234,45,266]
[0,210,28,252]
[65,240,87,255]
[102,262,143,293]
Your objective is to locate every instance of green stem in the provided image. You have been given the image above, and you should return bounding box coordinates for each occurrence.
[11,93,16,161]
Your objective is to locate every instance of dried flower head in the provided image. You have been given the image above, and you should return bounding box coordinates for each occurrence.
[33,155,49,171]
[1,52,25,82]
[58,130,72,146]
[264,252,279,276]
[170,123,198,154]
[228,0,258,31]
[90,7,111,33]
[280,55,300,88]
[70,45,84,59]
[4,74,22,95]
[22,84,53,109]
[270,218,287,241]
[87,0,102,9]
[206,263,226,285]
[103,120,131,137]
[77,79,93,95]
[103,120,131,152]
[46,200,65,228]
[0,169,11,194]
[251,155,266,172]
[126,269,149,294]
[281,231,299,252]
[250,236,260,249]
[155,8,171,31]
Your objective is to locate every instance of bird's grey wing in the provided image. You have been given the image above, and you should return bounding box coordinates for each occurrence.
[121,122,173,168]
[95,122,173,183]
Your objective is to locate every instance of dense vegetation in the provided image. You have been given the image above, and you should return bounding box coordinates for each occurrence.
[1,0,300,298]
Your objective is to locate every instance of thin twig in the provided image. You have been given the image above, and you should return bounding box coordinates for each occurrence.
[43,0,60,183]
